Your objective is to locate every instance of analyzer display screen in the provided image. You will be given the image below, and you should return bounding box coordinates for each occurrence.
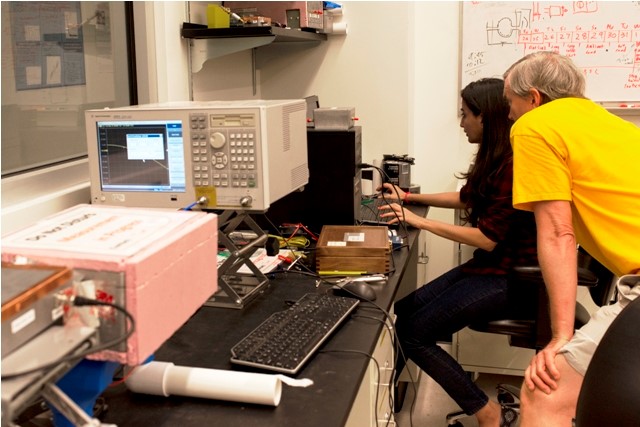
[95,120,186,193]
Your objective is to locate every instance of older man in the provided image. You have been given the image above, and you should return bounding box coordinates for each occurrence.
[503,51,640,426]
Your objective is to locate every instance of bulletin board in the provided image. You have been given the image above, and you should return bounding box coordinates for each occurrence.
[460,1,640,102]
[10,1,86,91]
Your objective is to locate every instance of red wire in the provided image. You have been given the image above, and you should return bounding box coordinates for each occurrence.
[109,365,139,387]
[281,223,318,241]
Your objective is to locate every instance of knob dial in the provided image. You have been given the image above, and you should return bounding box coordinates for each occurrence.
[240,196,253,207]
[209,132,226,149]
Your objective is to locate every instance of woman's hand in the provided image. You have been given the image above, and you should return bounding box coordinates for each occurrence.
[378,202,422,227]
[377,183,405,201]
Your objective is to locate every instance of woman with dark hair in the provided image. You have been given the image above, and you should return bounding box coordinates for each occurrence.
[379,78,537,427]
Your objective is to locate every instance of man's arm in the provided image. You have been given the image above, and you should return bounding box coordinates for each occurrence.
[525,200,578,393]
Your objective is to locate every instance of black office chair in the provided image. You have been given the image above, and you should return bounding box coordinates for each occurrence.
[446,248,616,426]
[574,293,640,427]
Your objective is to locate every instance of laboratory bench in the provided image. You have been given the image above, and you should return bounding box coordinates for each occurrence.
[100,209,427,427]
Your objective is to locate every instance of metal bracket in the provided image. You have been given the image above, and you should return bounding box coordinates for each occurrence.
[1,326,98,427]
[41,383,115,427]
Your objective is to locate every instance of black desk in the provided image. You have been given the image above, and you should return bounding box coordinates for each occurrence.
[101,214,425,427]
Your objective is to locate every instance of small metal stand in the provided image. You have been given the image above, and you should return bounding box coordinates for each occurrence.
[205,210,270,309]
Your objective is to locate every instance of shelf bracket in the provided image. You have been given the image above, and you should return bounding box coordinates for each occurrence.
[189,36,275,73]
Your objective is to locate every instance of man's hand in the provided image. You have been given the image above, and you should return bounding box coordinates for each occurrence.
[524,336,571,394]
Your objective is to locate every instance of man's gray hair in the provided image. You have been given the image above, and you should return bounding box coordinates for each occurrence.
[504,51,586,101]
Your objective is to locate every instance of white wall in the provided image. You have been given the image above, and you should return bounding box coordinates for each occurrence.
[134,1,191,104]
[409,2,475,281]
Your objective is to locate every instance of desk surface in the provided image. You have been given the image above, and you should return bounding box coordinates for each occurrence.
[101,215,425,427]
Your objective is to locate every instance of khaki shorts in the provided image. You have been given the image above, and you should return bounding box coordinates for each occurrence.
[560,274,640,376]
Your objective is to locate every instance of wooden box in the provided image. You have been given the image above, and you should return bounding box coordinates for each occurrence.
[316,225,390,274]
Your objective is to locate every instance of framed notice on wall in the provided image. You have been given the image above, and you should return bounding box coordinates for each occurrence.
[10,1,86,91]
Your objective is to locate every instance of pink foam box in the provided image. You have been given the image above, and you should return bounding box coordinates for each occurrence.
[1,204,218,365]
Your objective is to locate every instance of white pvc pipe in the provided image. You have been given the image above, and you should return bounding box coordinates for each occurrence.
[126,361,286,406]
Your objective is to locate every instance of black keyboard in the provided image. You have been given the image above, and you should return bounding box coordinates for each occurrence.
[230,293,359,374]
[359,197,401,225]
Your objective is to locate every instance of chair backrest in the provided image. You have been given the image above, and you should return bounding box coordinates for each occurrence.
[576,246,616,307]
[575,296,640,426]
[470,248,616,351]
[495,248,615,350]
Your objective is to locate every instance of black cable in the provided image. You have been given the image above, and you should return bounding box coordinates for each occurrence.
[268,269,317,278]
[324,314,401,427]
[359,199,380,221]
[1,297,135,381]
[319,349,383,425]
[393,331,419,427]
[358,163,410,238]
[317,261,420,427]
[355,304,419,427]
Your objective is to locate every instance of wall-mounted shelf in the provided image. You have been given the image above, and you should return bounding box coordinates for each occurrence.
[181,23,327,73]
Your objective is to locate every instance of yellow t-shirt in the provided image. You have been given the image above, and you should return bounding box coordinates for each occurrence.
[511,98,640,277]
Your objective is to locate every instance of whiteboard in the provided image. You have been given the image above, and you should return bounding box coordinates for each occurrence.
[461,1,640,102]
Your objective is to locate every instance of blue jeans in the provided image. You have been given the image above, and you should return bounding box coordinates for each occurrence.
[395,264,513,415]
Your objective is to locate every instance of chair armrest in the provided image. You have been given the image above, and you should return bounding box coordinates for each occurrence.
[512,265,544,281]
[512,266,598,287]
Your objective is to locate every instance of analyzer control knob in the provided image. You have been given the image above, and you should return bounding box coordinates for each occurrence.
[240,196,253,207]
[209,132,226,149]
